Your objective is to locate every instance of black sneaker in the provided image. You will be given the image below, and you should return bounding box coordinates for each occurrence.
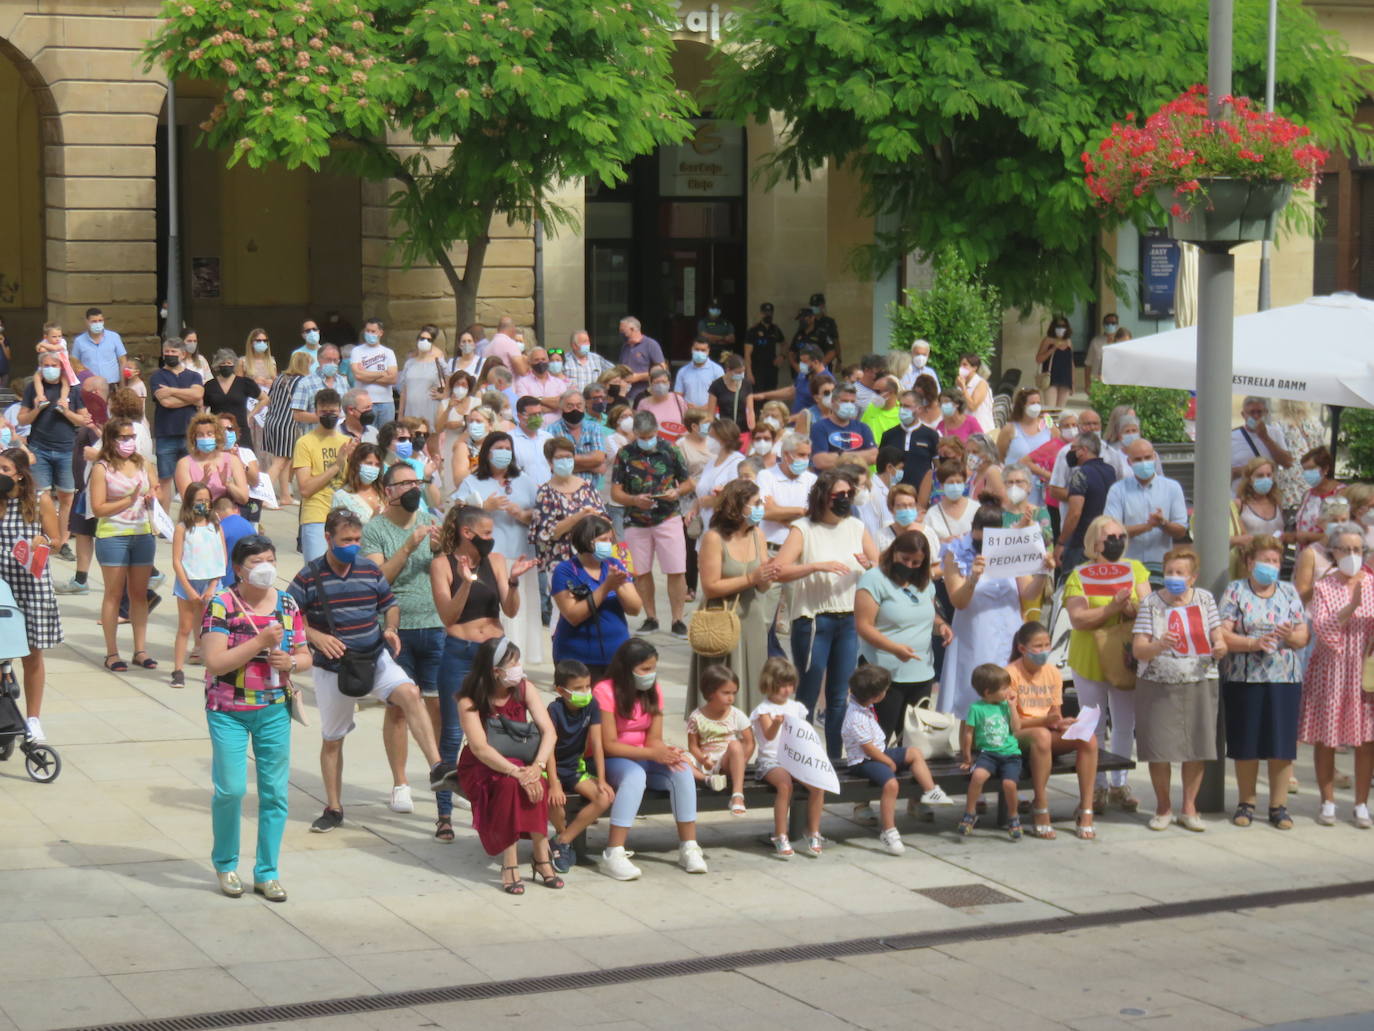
[429,761,460,792]
[639,618,660,634]
[310,808,343,833]
[169,670,185,689]
[671,620,688,639]
[57,543,75,561]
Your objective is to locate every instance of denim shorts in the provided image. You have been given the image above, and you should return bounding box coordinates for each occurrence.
[394,627,445,695]
[94,532,157,568]
[973,752,1023,782]
[156,436,187,480]
[175,576,220,601]
[29,446,75,494]
[847,745,910,786]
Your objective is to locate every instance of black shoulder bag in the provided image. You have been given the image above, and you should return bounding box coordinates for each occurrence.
[315,562,383,698]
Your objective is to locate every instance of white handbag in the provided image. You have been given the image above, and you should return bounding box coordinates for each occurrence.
[902,696,962,759]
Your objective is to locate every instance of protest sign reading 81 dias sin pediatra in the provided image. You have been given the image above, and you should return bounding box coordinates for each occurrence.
[981,526,1047,578]
[779,715,840,793]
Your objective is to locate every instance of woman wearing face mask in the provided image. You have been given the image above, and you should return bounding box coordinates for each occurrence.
[1293,446,1343,548]
[451,432,542,662]
[174,413,249,506]
[875,483,939,556]
[1103,405,1140,478]
[595,637,709,879]
[436,370,477,433]
[965,433,1005,507]
[399,324,451,426]
[261,351,313,507]
[1130,547,1228,832]
[997,388,1050,501]
[447,404,494,495]
[202,535,312,901]
[89,419,158,671]
[532,436,607,571]
[938,502,1052,718]
[1270,399,1327,513]
[1298,522,1374,828]
[635,367,688,443]
[451,329,484,378]
[1217,536,1308,831]
[774,468,879,759]
[912,374,943,431]
[1006,620,1100,839]
[603,404,636,534]
[204,348,265,453]
[330,443,387,521]
[748,425,778,471]
[1001,463,1052,546]
[924,458,979,544]
[0,449,61,744]
[1035,316,1074,409]
[1063,516,1152,813]
[1226,458,1286,576]
[691,418,746,538]
[551,515,641,683]
[691,480,780,716]
[706,354,751,430]
[955,354,995,432]
[455,636,560,894]
[855,531,951,745]
[937,386,983,442]
[237,327,277,393]
[180,327,212,383]
[1345,484,1374,555]
[757,400,793,442]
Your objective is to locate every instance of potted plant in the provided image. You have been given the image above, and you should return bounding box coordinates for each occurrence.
[1082,86,1328,245]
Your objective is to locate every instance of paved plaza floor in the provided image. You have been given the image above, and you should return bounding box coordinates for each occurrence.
[2,506,1371,1031]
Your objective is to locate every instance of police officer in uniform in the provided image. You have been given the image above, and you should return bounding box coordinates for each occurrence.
[808,292,840,366]
[790,296,836,374]
[696,297,736,364]
[744,302,785,394]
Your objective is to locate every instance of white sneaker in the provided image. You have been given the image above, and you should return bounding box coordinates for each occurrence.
[851,801,878,824]
[453,794,472,811]
[1317,801,1337,826]
[679,840,708,874]
[880,827,905,855]
[389,785,414,813]
[1355,804,1372,830]
[25,717,45,744]
[920,786,955,806]
[600,846,642,881]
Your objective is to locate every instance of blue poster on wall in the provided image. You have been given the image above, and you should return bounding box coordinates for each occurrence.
[1139,227,1180,320]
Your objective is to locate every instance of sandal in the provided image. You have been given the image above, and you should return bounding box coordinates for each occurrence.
[1268,805,1294,830]
[530,859,564,889]
[103,654,128,672]
[1075,807,1097,840]
[729,792,747,817]
[957,812,977,836]
[131,651,158,670]
[770,834,794,858]
[1232,801,1256,828]
[1030,806,1057,840]
[1007,817,1023,841]
[434,815,454,842]
[500,864,524,895]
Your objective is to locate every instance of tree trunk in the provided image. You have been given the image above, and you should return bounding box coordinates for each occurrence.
[433,201,495,335]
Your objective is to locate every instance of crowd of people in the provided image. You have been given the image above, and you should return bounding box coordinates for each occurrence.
[1,309,1372,900]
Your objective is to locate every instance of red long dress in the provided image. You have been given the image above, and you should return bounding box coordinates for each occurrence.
[457,686,550,855]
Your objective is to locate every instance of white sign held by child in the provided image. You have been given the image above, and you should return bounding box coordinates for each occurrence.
[779,715,840,794]
[981,526,1047,578]
[149,499,176,541]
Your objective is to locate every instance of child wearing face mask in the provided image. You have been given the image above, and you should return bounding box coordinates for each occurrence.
[544,659,615,874]
[171,481,227,689]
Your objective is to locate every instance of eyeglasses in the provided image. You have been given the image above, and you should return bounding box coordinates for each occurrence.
[830,491,853,500]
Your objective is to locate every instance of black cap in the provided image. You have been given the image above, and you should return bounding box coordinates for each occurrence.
[809,292,825,306]
[760,302,774,314]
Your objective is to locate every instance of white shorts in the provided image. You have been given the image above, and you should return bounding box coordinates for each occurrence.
[312,649,413,741]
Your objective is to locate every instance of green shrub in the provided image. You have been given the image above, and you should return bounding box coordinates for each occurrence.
[1338,408,1374,479]
[1087,383,1190,445]
[888,249,1001,387]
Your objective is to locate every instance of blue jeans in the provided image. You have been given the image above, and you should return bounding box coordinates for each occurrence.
[791,612,859,760]
[300,522,326,562]
[394,627,444,694]
[30,445,75,493]
[436,636,481,816]
[605,756,697,829]
[372,401,395,427]
[208,704,291,883]
[155,436,187,480]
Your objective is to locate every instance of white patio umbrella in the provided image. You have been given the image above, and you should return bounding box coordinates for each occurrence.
[1102,292,1374,408]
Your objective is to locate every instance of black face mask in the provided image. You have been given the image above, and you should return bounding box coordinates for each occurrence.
[890,562,919,585]
[1066,450,1080,468]
[397,486,422,513]
[359,411,376,427]
[469,535,495,559]
[215,365,234,378]
[588,400,607,415]
[318,413,340,430]
[1101,535,1127,561]
[532,362,549,376]
[411,432,428,450]
[0,474,14,496]
[161,355,180,368]
[830,496,853,517]
[562,409,585,426]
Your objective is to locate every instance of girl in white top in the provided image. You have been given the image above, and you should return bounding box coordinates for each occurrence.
[1231,457,1287,543]
[925,458,980,544]
[956,354,996,433]
[692,418,746,540]
[749,657,826,858]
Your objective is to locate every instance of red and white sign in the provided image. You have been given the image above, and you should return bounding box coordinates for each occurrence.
[10,539,49,580]
[1078,562,1134,598]
[1165,603,1212,657]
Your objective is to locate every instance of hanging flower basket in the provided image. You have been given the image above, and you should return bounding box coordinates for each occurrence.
[1154,178,1293,245]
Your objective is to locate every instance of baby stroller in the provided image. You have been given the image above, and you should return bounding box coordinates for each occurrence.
[0,579,61,782]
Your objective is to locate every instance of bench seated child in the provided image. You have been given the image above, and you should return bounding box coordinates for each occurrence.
[545,659,615,874]
[686,663,754,817]
[959,663,1025,840]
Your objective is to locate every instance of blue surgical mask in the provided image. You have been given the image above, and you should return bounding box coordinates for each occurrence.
[633,670,657,691]
[489,448,513,469]
[1132,460,1155,481]
[89,321,104,335]
[1025,650,1051,666]
[552,457,575,478]
[749,503,765,525]
[1163,575,1189,595]
[837,402,857,420]
[892,470,903,484]
[548,360,564,376]
[692,351,708,365]
[364,331,379,345]
[708,307,721,317]
[578,343,591,357]
[304,329,320,346]
[898,408,916,427]
[0,428,10,446]
[1245,416,1259,431]
[393,440,413,459]
[196,437,216,453]
[1120,432,1141,448]
[1252,476,1274,495]
[41,366,61,383]
[789,458,809,476]
[593,540,614,561]
[894,507,917,527]
[1302,467,1322,487]
[223,430,237,449]
[320,362,339,377]
[940,402,956,418]
[636,436,657,451]
[331,543,361,565]
[253,340,268,353]
[359,464,381,484]
[1252,562,1280,587]
[468,422,488,441]
[943,481,966,500]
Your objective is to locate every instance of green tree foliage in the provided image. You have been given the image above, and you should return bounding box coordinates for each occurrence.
[1337,408,1374,480]
[887,250,1000,387]
[146,0,695,327]
[1088,383,1190,445]
[711,0,1370,314]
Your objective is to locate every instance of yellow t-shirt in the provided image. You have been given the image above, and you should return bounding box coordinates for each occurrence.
[293,430,348,525]
[1063,559,1151,682]
[1005,661,1063,721]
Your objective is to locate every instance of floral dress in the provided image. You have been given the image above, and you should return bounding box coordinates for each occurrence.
[531,480,606,570]
[1298,571,1374,747]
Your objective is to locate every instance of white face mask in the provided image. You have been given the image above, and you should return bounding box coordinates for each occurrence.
[911,353,927,368]
[1339,553,1364,578]
[1006,485,1028,506]
[618,416,634,435]
[1061,426,1079,442]
[1026,403,1042,418]
[752,439,772,456]
[1361,511,1374,528]
[245,562,277,588]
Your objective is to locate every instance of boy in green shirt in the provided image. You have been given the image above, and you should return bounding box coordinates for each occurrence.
[959,663,1024,840]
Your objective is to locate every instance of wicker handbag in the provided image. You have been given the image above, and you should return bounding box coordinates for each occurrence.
[688,594,740,657]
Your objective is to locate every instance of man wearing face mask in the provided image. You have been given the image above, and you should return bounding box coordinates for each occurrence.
[292,389,354,562]
[1047,408,1114,506]
[348,318,399,427]
[545,389,609,491]
[149,337,205,509]
[759,432,817,552]
[616,316,665,404]
[881,390,940,507]
[743,302,784,394]
[674,337,724,409]
[512,346,570,411]
[511,395,554,486]
[1056,432,1118,572]
[1105,438,1189,575]
[562,330,611,393]
[695,297,736,364]
[898,339,941,394]
[1084,313,1131,394]
[70,307,127,385]
[1230,396,1293,488]
[340,387,379,445]
[808,384,876,471]
[290,317,323,374]
[363,463,445,816]
[291,344,349,428]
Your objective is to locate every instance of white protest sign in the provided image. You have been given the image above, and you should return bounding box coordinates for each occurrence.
[249,473,278,508]
[779,714,840,794]
[149,499,176,541]
[981,525,1047,578]
[1062,705,1100,742]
